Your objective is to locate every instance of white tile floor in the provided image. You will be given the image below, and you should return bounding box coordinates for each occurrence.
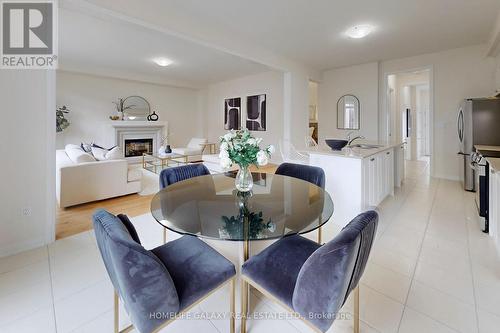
[1,160,500,333]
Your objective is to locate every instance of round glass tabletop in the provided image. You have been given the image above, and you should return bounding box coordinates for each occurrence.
[150,172,334,241]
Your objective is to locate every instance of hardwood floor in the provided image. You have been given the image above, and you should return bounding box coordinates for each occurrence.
[56,164,278,240]
[56,193,154,239]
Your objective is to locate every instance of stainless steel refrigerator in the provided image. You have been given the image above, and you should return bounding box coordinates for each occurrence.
[457,98,500,191]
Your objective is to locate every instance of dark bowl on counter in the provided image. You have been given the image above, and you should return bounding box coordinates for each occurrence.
[325,139,348,151]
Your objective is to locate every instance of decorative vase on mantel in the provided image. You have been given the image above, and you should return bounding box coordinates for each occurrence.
[235,164,253,192]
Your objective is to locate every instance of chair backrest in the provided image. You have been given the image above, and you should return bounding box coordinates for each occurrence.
[292,211,378,332]
[93,210,180,333]
[187,138,208,149]
[275,162,325,189]
[159,164,210,189]
[278,139,309,163]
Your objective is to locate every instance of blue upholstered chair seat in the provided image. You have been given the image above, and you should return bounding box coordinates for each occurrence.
[242,235,320,308]
[152,236,236,310]
[241,211,378,332]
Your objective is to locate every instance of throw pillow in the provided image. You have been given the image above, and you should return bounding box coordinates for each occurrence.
[65,145,95,163]
[91,146,108,161]
[105,146,122,160]
[81,142,93,153]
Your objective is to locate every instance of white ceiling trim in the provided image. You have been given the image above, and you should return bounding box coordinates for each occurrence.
[60,0,320,80]
[57,67,200,90]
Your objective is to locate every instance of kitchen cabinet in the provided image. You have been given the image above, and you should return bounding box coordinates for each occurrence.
[394,144,405,187]
[363,148,396,208]
[489,162,500,256]
[308,142,403,239]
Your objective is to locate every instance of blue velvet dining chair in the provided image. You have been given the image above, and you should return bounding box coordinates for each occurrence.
[159,164,210,242]
[240,210,378,333]
[93,209,236,333]
[275,162,325,189]
[276,162,326,243]
[159,163,210,189]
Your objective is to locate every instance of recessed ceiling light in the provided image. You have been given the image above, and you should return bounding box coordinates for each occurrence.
[152,57,173,67]
[345,25,375,39]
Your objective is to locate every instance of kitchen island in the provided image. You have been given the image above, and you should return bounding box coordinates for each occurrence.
[486,156,500,256]
[308,142,405,241]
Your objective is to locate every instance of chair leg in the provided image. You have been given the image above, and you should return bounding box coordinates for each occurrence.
[318,226,322,245]
[354,286,360,333]
[230,278,235,333]
[163,228,167,244]
[241,279,248,333]
[114,291,119,333]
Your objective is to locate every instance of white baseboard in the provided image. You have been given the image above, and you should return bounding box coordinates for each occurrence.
[0,238,48,259]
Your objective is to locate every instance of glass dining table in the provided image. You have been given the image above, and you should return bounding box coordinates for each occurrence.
[151,171,334,262]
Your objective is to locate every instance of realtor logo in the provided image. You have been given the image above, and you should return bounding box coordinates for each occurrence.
[1,1,57,68]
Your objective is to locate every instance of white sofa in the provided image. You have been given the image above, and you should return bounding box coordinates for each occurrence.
[172,138,207,162]
[202,154,238,174]
[56,147,142,208]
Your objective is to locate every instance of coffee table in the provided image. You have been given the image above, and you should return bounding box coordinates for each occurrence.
[142,152,188,174]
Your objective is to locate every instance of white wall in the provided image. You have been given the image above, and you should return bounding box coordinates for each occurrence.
[379,44,496,180]
[318,62,379,143]
[496,54,500,92]
[0,71,56,257]
[202,71,285,158]
[56,71,202,149]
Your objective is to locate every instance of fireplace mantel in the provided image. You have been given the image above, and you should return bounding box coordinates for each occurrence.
[109,121,168,129]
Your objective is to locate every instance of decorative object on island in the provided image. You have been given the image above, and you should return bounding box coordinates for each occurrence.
[147,110,159,121]
[337,94,360,130]
[220,191,276,239]
[219,129,274,192]
[224,97,241,130]
[56,105,70,132]
[246,94,266,131]
[109,115,120,121]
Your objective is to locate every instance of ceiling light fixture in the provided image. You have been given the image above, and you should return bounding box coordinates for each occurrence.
[152,57,173,67]
[345,25,374,39]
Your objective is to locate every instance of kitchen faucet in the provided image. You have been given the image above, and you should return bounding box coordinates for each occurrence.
[346,132,365,146]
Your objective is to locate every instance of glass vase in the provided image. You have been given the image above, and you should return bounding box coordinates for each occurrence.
[235,165,253,192]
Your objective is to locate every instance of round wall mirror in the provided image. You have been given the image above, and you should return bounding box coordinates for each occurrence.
[122,96,150,121]
[337,94,360,130]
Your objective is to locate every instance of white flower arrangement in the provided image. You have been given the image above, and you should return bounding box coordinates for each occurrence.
[219,129,274,169]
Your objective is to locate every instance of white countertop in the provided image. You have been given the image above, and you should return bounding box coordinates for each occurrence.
[306,141,404,159]
[487,157,500,172]
[475,145,500,152]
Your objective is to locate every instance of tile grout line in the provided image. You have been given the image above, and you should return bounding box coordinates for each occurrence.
[463,191,481,333]
[395,174,439,333]
[47,244,59,333]
[396,178,471,333]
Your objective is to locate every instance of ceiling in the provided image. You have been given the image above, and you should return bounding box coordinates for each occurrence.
[58,8,271,88]
[162,0,500,70]
[60,0,500,86]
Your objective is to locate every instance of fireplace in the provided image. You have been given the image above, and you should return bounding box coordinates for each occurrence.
[124,138,153,157]
[111,121,167,163]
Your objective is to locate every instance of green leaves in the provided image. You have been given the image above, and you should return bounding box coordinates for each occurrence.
[219,129,271,167]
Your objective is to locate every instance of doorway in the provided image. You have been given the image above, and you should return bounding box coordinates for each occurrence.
[308,81,319,147]
[386,69,432,173]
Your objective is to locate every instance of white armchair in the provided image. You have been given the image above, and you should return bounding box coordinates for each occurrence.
[172,138,207,162]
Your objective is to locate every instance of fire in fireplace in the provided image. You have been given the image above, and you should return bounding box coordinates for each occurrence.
[124,138,153,157]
